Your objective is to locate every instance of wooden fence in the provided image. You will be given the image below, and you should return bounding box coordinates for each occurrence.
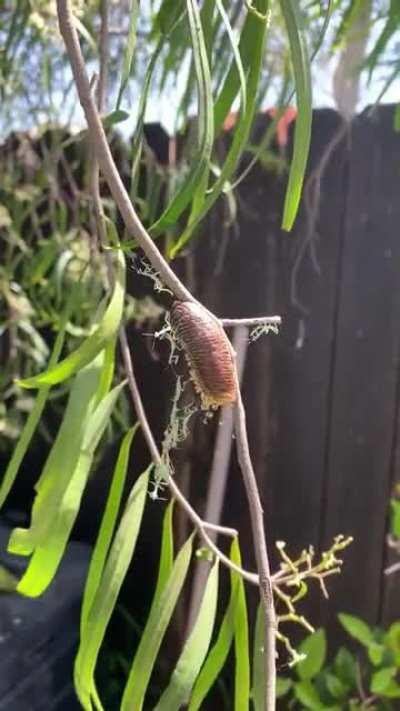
[154,104,400,643]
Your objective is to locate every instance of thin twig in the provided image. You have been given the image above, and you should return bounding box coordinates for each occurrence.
[234,391,277,709]
[119,329,259,586]
[221,315,282,327]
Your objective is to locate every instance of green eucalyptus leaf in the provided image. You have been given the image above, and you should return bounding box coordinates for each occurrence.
[278,0,312,231]
[189,538,247,711]
[15,380,125,598]
[150,0,214,236]
[17,250,125,388]
[81,425,139,632]
[121,534,194,711]
[75,468,150,710]
[154,560,219,711]
[8,353,105,558]
[152,500,175,608]
[390,499,400,539]
[232,537,250,710]
[0,320,66,509]
[116,0,139,109]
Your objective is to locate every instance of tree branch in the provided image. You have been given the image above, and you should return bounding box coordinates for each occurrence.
[118,329,259,586]
[57,1,277,706]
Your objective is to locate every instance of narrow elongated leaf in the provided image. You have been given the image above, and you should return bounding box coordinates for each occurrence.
[127,7,185,201]
[150,0,214,235]
[0,321,66,509]
[232,539,250,710]
[17,250,125,388]
[154,560,219,711]
[121,532,193,711]
[213,1,268,133]
[153,500,175,608]
[81,425,139,632]
[95,338,116,405]
[15,381,126,598]
[252,603,265,711]
[169,0,256,256]
[116,0,140,109]
[8,354,104,557]
[75,468,150,710]
[189,538,247,711]
[279,0,312,230]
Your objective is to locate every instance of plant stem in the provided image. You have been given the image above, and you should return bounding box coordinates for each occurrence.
[118,329,258,585]
[234,392,277,710]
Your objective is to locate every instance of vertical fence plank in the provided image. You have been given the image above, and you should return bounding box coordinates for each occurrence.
[270,110,348,564]
[320,106,400,634]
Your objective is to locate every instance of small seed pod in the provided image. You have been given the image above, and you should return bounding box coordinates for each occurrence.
[170,300,237,410]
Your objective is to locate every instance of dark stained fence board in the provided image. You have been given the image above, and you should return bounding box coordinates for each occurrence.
[380,360,400,624]
[321,106,400,634]
[269,110,348,572]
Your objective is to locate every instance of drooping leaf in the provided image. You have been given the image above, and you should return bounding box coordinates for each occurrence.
[169,0,256,257]
[279,0,312,230]
[0,320,66,509]
[17,250,125,388]
[8,354,105,557]
[116,0,140,109]
[81,425,139,632]
[75,468,150,711]
[213,1,268,133]
[189,538,245,711]
[152,500,175,608]
[121,533,193,711]
[154,559,219,710]
[390,499,400,539]
[150,0,214,236]
[232,537,250,710]
[252,603,265,711]
[14,380,126,598]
